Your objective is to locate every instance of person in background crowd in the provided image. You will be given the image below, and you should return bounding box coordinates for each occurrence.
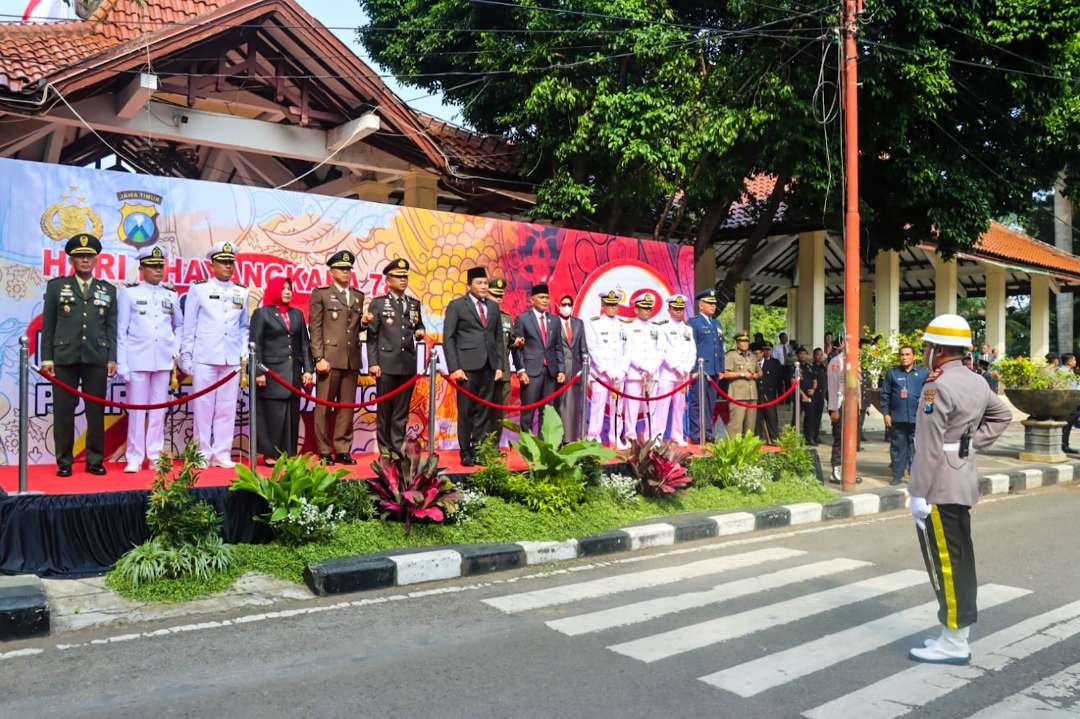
[977,359,998,393]
[513,283,565,438]
[688,289,724,442]
[825,331,840,359]
[794,346,818,443]
[555,294,587,443]
[962,354,975,371]
[810,347,827,444]
[826,335,862,483]
[1058,353,1080,454]
[977,343,992,363]
[723,331,760,436]
[486,278,520,446]
[858,337,874,450]
[622,294,662,443]
[308,250,364,465]
[653,294,697,446]
[179,241,249,469]
[586,290,628,446]
[41,233,117,477]
[880,345,928,486]
[756,339,784,444]
[753,332,765,348]
[771,332,791,366]
[1045,352,1060,369]
[366,258,426,460]
[117,245,182,473]
[251,277,313,465]
[444,267,502,467]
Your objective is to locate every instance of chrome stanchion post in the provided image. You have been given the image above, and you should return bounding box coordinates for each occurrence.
[18,336,29,493]
[794,361,802,437]
[427,354,437,456]
[578,355,590,442]
[697,357,706,446]
[247,342,257,469]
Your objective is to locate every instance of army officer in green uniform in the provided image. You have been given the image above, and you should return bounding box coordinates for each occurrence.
[41,233,117,477]
[722,331,761,437]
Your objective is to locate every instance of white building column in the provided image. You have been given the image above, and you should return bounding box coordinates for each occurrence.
[695,246,716,297]
[874,250,900,337]
[734,281,751,333]
[1030,274,1052,360]
[797,231,825,347]
[1054,173,1074,353]
[984,264,1007,358]
[785,288,798,338]
[932,254,958,316]
[403,170,439,210]
[859,281,874,336]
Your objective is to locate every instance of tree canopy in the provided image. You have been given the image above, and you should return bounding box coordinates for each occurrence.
[358,0,1080,303]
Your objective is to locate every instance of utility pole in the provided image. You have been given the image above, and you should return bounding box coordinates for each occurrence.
[841,0,862,491]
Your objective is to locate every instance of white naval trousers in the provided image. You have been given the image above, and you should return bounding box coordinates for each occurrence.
[125,370,171,467]
[622,378,655,443]
[587,376,624,447]
[651,376,689,443]
[192,363,240,465]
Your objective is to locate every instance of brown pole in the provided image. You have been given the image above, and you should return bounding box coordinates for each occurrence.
[841,0,861,491]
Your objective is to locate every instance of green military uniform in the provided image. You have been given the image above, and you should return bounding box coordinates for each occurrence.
[724,337,759,437]
[42,233,117,474]
[487,278,514,443]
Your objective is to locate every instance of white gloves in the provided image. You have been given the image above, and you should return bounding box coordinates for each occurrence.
[910,496,931,530]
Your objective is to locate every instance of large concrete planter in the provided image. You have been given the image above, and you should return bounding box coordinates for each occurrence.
[1004,389,1080,463]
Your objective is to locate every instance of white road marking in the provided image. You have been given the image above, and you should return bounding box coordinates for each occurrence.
[700,584,1032,697]
[963,660,1080,718]
[482,547,805,613]
[548,558,871,636]
[803,599,1080,719]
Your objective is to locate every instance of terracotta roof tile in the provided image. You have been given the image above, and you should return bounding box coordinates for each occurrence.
[721,173,788,230]
[974,221,1080,279]
[414,112,522,176]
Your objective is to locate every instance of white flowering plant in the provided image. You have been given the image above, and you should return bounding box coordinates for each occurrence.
[270,498,345,546]
[599,473,638,504]
[451,488,487,523]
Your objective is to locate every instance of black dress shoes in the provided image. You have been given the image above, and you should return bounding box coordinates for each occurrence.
[87,464,107,476]
[335,453,357,465]
[56,466,72,478]
[319,453,335,465]
[460,453,476,468]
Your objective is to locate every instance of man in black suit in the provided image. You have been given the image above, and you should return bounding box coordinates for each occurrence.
[555,294,587,442]
[512,283,566,437]
[443,267,503,466]
[755,340,784,444]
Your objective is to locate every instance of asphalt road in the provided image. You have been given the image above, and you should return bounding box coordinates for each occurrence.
[3,484,1079,719]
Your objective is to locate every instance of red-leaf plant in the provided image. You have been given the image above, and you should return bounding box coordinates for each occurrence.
[645,452,693,495]
[367,440,463,533]
[622,437,694,497]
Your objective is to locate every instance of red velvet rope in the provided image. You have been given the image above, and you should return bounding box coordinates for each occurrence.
[263,366,420,408]
[709,376,799,408]
[442,371,581,411]
[34,366,238,409]
[590,374,697,401]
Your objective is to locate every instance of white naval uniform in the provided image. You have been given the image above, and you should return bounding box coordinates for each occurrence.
[179,277,250,465]
[117,281,182,468]
[652,319,697,443]
[585,314,628,446]
[622,318,662,443]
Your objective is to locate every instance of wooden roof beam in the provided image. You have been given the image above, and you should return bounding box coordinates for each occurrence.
[115,72,158,121]
[326,113,380,153]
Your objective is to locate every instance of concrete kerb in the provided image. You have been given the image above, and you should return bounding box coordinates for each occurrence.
[0,575,50,641]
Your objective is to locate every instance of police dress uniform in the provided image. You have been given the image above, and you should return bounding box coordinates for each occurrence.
[908,314,1012,664]
[117,245,182,472]
[366,259,425,458]
[724,335,759,437]
[585,291,629,446]
[42,233,117,475]
[487,278,515,443]
[652,296,697,445]
[308,251,364,462]
[687,289,724,442]
[622,296,662,443]
[179,241,249,467]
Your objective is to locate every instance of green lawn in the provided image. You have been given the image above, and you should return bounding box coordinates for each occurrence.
[106,477,835,603]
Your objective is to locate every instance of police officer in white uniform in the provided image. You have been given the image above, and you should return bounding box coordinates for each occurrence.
[585,290,628,447]
[117,245,182,472]
[652,294,697,445]
[179,241,250,468]
[622,294,662,444]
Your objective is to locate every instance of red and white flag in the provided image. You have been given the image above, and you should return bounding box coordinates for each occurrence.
[21,0,70,23]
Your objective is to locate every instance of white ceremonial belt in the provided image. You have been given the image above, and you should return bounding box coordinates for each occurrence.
[942,442,961,452]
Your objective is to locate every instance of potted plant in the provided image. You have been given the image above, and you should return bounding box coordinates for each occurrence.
[858,329,925,411]
[996,357,1080,462]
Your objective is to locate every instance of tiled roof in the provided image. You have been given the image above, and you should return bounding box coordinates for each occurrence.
[974,221,1080,280]
[415,112,522,177]
[720,173,789,230]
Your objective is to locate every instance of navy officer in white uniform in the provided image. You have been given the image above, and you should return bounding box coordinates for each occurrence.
[117,245,182,472]
[179,241,250,468]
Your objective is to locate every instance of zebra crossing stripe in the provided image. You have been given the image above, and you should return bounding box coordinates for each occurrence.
[803,599,1080,719]
[547,558,871,637]
[481,547,804,613]
[963,659,1080,718]
[700,583,1031,698]
[608,570,926,663]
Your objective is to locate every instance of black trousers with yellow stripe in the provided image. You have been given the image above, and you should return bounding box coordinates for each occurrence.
[916,504,978,629]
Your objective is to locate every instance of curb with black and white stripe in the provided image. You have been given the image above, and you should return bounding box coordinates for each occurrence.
[302,461,1079,597]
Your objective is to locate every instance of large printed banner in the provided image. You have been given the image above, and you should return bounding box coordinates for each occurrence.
[0,157,693,464]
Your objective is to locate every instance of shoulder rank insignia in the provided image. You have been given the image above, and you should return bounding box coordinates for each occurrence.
[922,388,937,414]
[653,319,669,325]
[193,278,208,284]
[590,315,601,321]
[125,281,138,287]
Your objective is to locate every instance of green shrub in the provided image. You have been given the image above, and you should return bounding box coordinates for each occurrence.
[330,479,378,521]
[504,472,585,513]
[690,431,766,489]
[504,405,616,488]
[762,426,814,480]
[113,534,236,587]
[580,456,604,486]
[470,434,513,497]
[995,356,1076,390]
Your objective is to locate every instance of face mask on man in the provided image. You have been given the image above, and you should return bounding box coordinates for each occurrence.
[559,305,572,318]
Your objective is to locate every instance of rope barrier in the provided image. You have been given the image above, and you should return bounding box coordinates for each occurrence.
[590,374,696,402]
[709,376,799,409]
[442,371,581,411]
[263,366,420,408]
[33,366,238,410]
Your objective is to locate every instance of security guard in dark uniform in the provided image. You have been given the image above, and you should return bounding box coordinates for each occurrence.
[41,233,117,477]
[908,314,1011,665]
[687,288,724,442]
[365,258,426,458]
[487,277,520,443]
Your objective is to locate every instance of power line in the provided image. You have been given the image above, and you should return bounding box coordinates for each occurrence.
[862,38,1078,82]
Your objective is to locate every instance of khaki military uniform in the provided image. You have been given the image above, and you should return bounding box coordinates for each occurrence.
[724,349,759,436]
[308,284,365,456]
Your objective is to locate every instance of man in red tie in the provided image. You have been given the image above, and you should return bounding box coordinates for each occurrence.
[513,283,566,437]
